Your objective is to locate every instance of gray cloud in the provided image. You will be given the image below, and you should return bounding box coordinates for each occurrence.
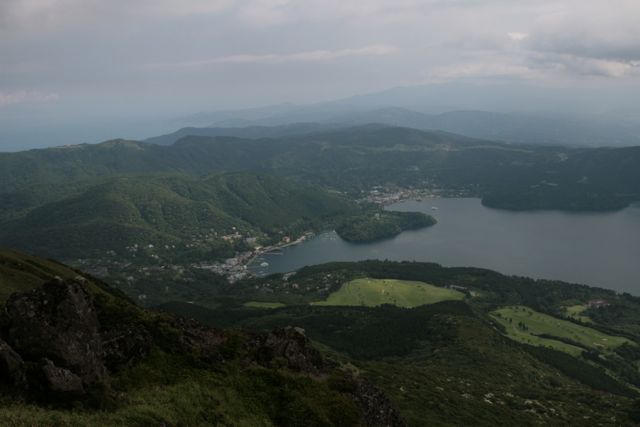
[1,0,640,139]
[523,1,640,65]
[0,0,234,31]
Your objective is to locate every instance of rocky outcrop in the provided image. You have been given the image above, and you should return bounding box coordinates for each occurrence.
[169,317,228,363]
[0,277,407,426]
[353,380,408,427]
[39,359,85,394]
[251,326,325,373]
[101,324,153,370]
[3,278,109,398]
[0,338,27,388]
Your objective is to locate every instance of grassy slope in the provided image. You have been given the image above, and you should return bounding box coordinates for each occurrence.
[169,300,638,426]
[244,301,287,309]
[565,304,592,323]
[491,306,631,356]
[313,278,464,308]
[0,248,103,302]
[362,315,633,427]
[0,352,359,427]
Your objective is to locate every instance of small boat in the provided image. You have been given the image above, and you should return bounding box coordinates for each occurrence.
[431,206,439,210]
[260,262,269,267]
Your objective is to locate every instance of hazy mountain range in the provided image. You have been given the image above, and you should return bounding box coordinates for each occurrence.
[150,107,640,148]
[5,83,640,151]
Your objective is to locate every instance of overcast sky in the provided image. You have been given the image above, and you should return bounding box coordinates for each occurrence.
[1,0,640,148]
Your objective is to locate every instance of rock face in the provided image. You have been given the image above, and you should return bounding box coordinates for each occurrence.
[250,326,406,426]
[354,381,408,427]
[0,338,27,388]
[252,326,325,373]
[4,278,109,396]
[170,317,227,363]
[40,359,85,393]
[101,324,153,370]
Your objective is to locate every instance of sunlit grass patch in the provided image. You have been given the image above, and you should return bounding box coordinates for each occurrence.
[313,278,464,308]
[491,305,631,356]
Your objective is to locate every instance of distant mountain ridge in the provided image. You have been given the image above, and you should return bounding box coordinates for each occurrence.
[167,84,640,147]
[2,125,640,213]
[149,107,640,148]
[144,122,345,146]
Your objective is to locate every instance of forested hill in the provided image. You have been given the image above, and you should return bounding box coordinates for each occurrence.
[0,173,351,260]
[143,122,343,145]
[0,126,465,192]
[1,125,640,211]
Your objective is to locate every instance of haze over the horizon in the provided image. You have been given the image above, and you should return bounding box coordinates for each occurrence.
[2,0,640,150]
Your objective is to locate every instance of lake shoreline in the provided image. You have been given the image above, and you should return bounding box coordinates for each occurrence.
[248,197,640,295]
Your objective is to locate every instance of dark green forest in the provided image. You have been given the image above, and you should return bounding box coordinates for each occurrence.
[336,211,436,242]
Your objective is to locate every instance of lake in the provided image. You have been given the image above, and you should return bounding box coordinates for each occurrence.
[249,198,640,294]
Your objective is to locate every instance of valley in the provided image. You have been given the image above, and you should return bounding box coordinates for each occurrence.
[2,125,640,426]
[2,125,640,307]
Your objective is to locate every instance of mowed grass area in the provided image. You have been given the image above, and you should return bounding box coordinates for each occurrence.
[491,306,632,357]
[565,304,592,323]
[313,278,465,308]
[243,301,286,309]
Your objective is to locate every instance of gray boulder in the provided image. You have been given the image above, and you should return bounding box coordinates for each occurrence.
[40,358,84,394]
[102,323,153,370]
[252,326,325,373]
[5,278,109,392]
[0,338,27,388]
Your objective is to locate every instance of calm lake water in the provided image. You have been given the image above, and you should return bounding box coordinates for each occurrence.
[249,198,640,294]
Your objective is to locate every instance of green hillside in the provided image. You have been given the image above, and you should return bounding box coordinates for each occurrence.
[336,211,436,243]
[491,306,632,356]
[164,295,640,425]
[1,127,640,212]
[0,173,351,260]
[0,248,88,302]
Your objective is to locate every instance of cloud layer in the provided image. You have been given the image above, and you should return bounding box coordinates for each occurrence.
[1,0,639,117]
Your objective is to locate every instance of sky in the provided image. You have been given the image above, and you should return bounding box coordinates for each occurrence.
[1,0,640,149]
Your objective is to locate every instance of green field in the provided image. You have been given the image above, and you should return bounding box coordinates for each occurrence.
[243,301,286,309]
[565,304,592,323]
[313,278,465,308]
[491,306,631,356]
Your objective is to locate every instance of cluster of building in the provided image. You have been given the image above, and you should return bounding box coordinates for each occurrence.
[194,233,312,283]
[192,250,256,283]
[363,187,438,205]
[586,299,610,309]
[362,185,476,206]
[74,227,311,296]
